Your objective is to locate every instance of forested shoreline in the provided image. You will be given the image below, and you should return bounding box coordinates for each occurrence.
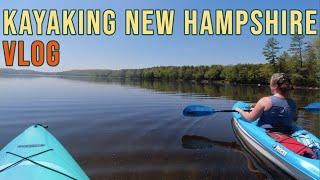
[93,36,319,87]
[1,36,319,88]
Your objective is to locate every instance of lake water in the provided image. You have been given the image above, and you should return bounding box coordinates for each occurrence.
[0,77,319,179]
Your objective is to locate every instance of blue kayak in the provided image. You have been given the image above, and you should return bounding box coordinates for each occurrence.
[232,101,320,179]
[0,125,89,180]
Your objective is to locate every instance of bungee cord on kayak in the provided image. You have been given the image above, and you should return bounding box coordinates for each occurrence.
[0,125,89,180]
[0,149,53,173]
[0,148,77,180]
[0,149,76,180]
[5,151,77,180]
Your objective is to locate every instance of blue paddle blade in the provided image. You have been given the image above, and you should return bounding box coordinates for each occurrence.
[183,105,215,116]
[304,102,320,113]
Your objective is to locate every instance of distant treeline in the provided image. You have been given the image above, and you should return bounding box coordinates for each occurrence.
[1,36,319,88]
[93,36,319,87]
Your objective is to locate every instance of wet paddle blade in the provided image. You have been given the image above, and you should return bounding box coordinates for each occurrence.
[303,102,320,113]
[183,105,215,116]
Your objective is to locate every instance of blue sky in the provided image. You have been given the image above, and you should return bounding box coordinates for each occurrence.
[0,0,319,71]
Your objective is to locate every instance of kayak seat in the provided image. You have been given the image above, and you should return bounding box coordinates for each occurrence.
[265,127,294,135]
[267,131,317,159]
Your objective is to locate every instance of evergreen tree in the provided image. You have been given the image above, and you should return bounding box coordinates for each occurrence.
[278,51,289,73]
[305,42,316,62]
[313,37,320,61]
[289,34,306,67]
[262,38,281,71]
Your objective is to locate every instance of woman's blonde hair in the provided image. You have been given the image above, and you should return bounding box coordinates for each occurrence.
[270,73,292,95]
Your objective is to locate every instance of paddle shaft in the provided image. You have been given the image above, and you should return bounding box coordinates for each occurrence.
[219,107,312,112]
[216,109,251,113]
[183,102,319,117]
[216,107,312,113]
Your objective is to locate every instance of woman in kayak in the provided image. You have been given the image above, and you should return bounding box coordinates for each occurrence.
[236,73,297,132]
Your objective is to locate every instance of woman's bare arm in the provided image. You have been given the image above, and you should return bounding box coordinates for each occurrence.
[235,98,267,121]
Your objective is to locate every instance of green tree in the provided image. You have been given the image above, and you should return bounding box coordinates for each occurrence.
[303,42,319,85]
[289,34,306,68]
[312,37,320,61]
[304,42,316,62]
[262,37,281,71]
[205,65,223,81]
[277,51,289,73]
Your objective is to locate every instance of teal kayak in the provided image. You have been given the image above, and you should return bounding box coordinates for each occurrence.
[232,101,320,179]
[0,125,89,180]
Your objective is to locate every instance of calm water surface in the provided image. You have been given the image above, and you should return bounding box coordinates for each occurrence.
[0,77,319,179]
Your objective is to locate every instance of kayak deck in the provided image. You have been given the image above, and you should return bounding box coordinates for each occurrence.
[0,125,89,180]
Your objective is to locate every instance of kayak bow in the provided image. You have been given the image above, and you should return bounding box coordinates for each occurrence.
[0,125,89,180]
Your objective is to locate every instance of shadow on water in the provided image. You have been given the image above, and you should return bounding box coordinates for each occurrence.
[0,76,318,179]
[181,135,270,179]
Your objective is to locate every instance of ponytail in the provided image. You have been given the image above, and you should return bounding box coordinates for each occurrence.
[270,73,292,95]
